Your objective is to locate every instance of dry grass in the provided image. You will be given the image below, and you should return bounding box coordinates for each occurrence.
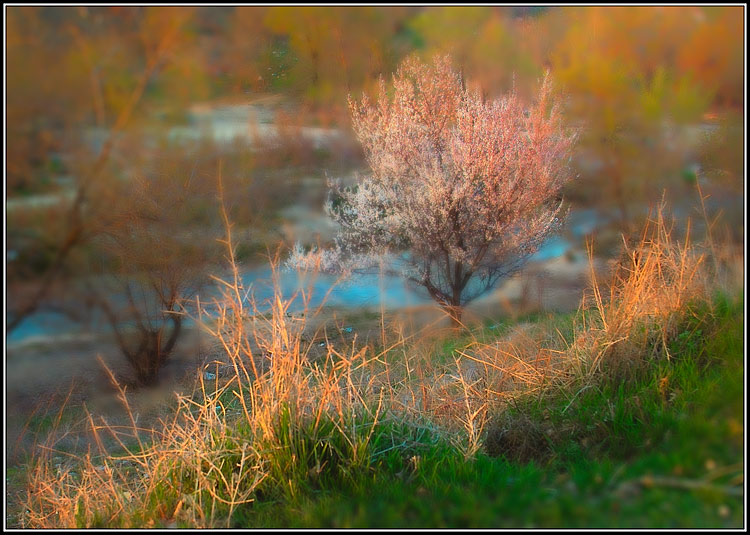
[572,186,742,378]
[21,174,391,528]
[440,193,736,422]
[573,200,708,374]
[19,190,742,528]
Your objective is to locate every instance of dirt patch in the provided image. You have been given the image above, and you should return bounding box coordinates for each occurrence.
[5,327,209,465]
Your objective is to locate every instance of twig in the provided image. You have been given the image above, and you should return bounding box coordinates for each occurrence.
[639,475,743,497]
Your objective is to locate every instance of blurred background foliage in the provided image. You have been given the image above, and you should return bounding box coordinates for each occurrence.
[7,7,743,329]
[6,5,742,197]
[5,5,743,269]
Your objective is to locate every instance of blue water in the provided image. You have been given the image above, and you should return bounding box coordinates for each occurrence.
[7,208,607,344]
[530,235,570,262]
[238,266,431,312]
[6,310,90,345]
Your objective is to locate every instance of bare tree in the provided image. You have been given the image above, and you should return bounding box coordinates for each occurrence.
[6,8,194,334]
[91,265,189,388]
[86,162,221,387]
[289,56,577,325]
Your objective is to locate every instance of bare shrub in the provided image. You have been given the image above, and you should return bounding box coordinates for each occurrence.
[85,162,222,387]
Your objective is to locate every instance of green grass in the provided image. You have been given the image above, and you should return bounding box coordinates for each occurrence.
[228,293,744,528]
[14,292,744,529]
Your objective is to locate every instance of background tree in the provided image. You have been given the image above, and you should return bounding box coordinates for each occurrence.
[84,153,223,387]
[408,7,540,100]
[289,56,577,325]
[550,7,718,231]
[263,6,411,124]
[6,6,197,333]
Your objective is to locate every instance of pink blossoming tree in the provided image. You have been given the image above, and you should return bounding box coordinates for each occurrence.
[289,56,577,325]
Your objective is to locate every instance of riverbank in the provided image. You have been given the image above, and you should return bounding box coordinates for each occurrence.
[9,286,743,528]
[5,247,607,471]
[9,199,746,528]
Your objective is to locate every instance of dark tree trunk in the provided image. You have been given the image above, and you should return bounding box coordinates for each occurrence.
[442,300,463,329]
[131,314,181,387]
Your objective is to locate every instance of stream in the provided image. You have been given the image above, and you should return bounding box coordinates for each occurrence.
[7,101,619,347]
[6,208,607,347]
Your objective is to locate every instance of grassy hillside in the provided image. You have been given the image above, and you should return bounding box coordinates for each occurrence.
[241,293,743,528]
[13,204,745,529]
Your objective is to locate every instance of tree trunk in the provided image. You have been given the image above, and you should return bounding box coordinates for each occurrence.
[610,157,630,234]
[442,301,464,329]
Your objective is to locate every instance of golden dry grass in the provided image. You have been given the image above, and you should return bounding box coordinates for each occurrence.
[19,190,742,528]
